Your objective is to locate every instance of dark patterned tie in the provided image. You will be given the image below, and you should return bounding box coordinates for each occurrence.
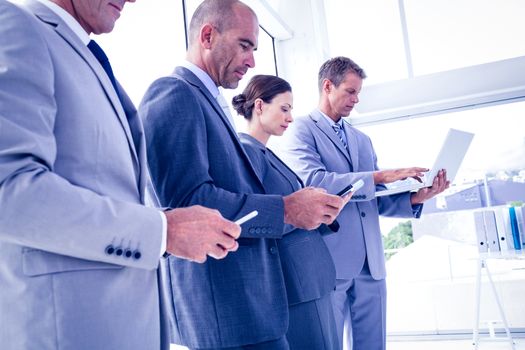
[87,39,122,103]
[332,123,348,150]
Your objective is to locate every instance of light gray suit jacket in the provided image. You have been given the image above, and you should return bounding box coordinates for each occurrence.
[277,110,422,280]
[0,1,168,349]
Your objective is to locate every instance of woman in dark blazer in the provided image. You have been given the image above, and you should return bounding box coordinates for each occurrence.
[233,75,349,350]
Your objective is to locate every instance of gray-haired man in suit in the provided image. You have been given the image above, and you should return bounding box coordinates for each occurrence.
[0,1,241,349]
[140,1,346,349]
[277,56,448,350]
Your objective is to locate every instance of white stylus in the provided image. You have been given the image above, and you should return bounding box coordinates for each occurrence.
[235,210,258,225]
[351,179,365,192]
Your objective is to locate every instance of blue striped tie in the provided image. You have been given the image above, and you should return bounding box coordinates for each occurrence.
[332,123,348,150]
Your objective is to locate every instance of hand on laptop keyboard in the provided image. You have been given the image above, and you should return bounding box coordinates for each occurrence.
[373,167,429,185]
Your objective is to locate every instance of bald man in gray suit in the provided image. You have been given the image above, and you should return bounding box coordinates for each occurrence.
[140,1,346,349]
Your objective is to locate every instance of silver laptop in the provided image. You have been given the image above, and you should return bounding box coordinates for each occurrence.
[375,128,474,197]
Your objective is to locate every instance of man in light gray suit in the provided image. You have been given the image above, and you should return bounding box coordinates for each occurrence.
[140,1,346,349]
[277,57,448,350]
[0,1,241,349]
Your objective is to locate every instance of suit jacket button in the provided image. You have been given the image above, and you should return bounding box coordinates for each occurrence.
[249,228,255,234]
[255,228,261,234]
[270,246,277,255]
[124,249,133,258]
[133,250,142,260]
[105,245,115,255]
[261,228,267,234]
[361,212,366,217]
[115,247,123,256]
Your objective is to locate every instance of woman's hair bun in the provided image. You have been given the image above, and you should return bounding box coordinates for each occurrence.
[232,93,247,116]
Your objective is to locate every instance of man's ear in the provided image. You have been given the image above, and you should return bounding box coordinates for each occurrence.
[322,79,332,94]
[200,24,214,49]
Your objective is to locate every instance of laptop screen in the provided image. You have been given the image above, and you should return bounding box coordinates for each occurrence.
[375,128,474,197]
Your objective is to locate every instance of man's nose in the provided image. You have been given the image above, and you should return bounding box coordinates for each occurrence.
[245,52,255,69]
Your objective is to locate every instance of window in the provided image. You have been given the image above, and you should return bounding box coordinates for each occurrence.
[325,0,525,82]
[98,0,186,106]
[405,0,525,75]
[324,0,525,124]
[324,0,408,85]
[358,101,525,335]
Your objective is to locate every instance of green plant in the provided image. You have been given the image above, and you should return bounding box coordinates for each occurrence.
[383,220,414,260]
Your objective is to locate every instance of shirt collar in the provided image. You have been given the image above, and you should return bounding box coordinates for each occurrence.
[180,61,220,99]
[318,109,344,128]
[36,0,90,45]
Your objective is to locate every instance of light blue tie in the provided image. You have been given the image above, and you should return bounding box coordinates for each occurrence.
[332,123,348,150]
[216,92,236,130]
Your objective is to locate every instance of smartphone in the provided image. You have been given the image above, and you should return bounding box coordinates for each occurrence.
[336,179,364,197]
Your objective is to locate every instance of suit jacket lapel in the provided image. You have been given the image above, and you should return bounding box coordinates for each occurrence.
[173,67,267,190]
[174,68,237,137]
[26,0,140,170]
[118,88,149,202]
[309,110,352,165]
[267,148,304,190]
[342,119,359,170]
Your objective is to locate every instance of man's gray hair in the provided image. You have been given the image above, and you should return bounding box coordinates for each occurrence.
[318,56,367,92]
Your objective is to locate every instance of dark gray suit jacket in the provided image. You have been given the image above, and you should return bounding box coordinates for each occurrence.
[239,133,336,306]
[140,67,289,348]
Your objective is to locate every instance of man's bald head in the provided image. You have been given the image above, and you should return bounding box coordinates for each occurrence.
[186,0,259,89]
[188,0,256,45]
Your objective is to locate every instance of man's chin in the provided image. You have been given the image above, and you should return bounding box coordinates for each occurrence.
[222,80,240,89]
[342,109,353,117]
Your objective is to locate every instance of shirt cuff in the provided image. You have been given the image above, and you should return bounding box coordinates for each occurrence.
[159,210,167,257]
